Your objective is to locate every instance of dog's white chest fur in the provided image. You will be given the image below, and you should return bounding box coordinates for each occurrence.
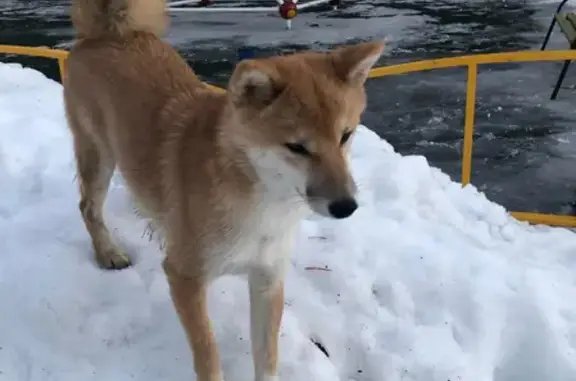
[209,202,305,278]
[205,148,309,279]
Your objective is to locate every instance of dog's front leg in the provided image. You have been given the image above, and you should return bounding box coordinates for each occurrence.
[249,266,285,381]
[163,258,223,381]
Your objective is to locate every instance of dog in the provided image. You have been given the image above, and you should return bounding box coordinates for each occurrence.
[63,0,384,379]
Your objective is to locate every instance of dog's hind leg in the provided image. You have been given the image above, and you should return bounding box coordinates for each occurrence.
[67,110,131,270]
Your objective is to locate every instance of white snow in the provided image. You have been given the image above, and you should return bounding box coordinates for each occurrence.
[1,62,576,381]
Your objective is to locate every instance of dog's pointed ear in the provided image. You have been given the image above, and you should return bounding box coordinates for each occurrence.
[228,60,284,108]
[330,41,385,85]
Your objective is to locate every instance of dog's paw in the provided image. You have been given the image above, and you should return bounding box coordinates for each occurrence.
[255,376,279,381]
[96,247,132,270]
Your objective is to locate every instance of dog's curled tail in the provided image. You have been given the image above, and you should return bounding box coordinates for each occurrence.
[71,0,168,39]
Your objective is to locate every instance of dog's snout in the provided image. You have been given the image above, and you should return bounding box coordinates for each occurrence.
[327,198,358,219]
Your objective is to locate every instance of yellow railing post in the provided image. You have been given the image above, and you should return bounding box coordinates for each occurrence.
[57,58,66,80]
[461,63,478,186]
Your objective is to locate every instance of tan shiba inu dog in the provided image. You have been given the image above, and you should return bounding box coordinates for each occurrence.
[63,0,384,379]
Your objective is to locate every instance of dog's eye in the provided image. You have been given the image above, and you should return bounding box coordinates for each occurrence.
[284,142,310,156]
[340,130,353,145]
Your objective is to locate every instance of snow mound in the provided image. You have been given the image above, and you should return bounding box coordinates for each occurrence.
[1,62,575,381]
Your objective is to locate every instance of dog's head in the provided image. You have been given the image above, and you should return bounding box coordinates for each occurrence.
[226,41,385,219]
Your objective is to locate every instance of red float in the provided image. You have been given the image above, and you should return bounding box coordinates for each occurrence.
[168,0,343,29]
[278,0,298,20]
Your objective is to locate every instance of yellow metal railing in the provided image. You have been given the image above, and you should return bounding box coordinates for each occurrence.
[368,50,576,227]
[0,45,68,78]
[2,45,576,227]
[0,44,225,93]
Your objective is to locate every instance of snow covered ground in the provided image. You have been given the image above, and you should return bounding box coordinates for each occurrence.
[1,62,576,381]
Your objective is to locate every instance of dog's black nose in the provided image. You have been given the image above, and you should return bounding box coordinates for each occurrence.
[328,198,358,219]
